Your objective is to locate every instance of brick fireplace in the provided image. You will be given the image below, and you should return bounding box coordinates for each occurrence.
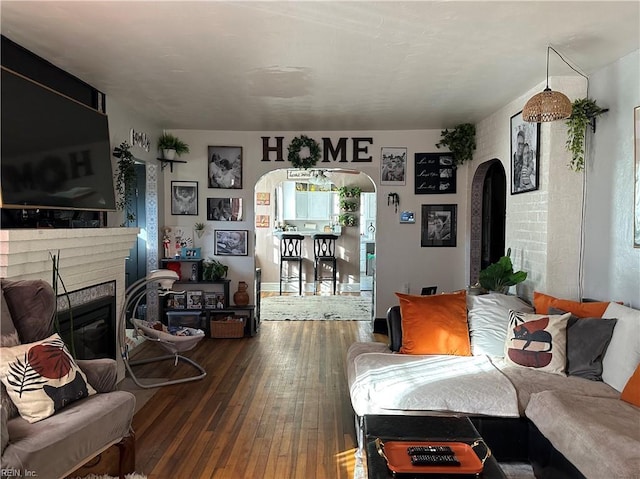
[0,227,140,377]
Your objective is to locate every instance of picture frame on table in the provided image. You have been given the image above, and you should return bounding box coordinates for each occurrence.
[172,293,186,309]
[510,110,540,194]
[208,146,242,189]
[214,230,249,256]
[171,181,198,215]
[381,147,407,185]
[186,290,204,309]
[421,204,457,247]
[203,292,219,309]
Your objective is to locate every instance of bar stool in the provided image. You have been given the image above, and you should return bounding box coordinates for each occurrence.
[279,234,304,295]
[313,234,338,294]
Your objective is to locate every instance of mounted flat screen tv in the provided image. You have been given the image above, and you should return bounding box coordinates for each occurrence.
[1,66,116,211]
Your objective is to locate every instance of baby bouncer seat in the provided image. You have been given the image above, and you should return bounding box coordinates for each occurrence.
[119,270,206,389]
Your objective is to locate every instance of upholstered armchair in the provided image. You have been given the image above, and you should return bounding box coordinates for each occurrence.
[1,279,136,479]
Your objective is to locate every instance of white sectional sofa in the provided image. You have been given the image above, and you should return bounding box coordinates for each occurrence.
[346,292,640,478]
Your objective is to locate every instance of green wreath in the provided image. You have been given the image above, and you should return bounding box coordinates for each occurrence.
[288,135,321,169]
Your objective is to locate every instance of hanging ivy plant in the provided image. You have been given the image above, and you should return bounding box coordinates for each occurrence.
[565,98,607,172]
[288,135,321,169]
[112,141,137,226]
[436,123,476,166]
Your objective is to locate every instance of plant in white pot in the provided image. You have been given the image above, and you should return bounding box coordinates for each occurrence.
[157,133,190,160]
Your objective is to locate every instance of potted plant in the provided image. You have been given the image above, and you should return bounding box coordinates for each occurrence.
[202,258,228,281]
[436,123,476,166]
[157,132,190,160]
[338,213,357,227]
[112,141,137,226]
[565,98,607,172]
[478,248,527,294]
[338,186,361,198]
[194,222,206,238]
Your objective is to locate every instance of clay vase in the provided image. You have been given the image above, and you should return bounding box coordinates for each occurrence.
[233,281,250,306]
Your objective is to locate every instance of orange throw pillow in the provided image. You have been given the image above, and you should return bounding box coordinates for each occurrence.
[621,363,640,407]
[395,291,471,356]
[533,291,609,318]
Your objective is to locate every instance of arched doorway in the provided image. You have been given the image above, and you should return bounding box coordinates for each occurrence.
[469,159,506,285]
[254,168,377,314]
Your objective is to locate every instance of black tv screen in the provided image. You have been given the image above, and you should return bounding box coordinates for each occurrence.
[1,67,116,211]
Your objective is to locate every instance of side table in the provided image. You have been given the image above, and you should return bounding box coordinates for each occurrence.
[363,414,507,479]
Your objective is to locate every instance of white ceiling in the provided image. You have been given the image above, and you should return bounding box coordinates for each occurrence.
[1,1,639,131]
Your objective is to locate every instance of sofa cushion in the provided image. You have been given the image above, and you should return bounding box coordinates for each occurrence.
[533,291,609,318]
[549,307,617,381]
[621,363,640,407]
[395,291,470,356]
[525,390,640,479]
[467,293,533,357]
[601,302,640,392]
[0,333,96,423]
[0,279,55,344]
[3,390,136,479]
[504,310,570,375]
[1,288,20,420]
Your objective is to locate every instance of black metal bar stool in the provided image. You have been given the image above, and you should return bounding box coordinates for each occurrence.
[312,234,338,294]
[279,234,304,295]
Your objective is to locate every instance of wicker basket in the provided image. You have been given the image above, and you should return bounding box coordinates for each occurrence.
[210,317,245,338]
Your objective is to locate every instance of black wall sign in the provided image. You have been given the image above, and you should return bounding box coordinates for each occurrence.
[414,153,456,194]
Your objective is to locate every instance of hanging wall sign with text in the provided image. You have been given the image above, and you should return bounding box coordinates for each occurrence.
[414,153,456,194]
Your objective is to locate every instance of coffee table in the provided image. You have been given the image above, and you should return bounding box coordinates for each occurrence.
[363,414,507,478]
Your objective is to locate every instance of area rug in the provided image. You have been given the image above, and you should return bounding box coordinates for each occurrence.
[261,295,372,321]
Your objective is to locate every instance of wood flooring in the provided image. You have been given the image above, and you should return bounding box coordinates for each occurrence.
[130,319,384,478]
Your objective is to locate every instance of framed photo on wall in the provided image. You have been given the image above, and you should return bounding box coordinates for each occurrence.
[208,146,242,189]
[207,197,244,221]
[634,105,640,248]
[214,230,249,256]
[421,204,457,247]
[511,110,540,194]
[414,153,456,194]
[171,181,198,215]
[381,147,407,185]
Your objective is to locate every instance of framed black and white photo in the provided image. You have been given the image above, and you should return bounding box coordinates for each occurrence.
[207,197,244,221]
[186,290,203,309]
[214,230,249,256]
[381,147,407,185]
[421,204,457,247]
[414,153,456,194]
[511,110,540,194]
[171,181,198,215]
[208,146,242,189]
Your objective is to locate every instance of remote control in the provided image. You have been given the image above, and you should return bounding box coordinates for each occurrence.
[407,445,454,455]
[410,454,461,466]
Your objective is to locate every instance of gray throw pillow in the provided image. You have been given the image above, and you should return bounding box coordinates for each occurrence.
[549,307,617,380]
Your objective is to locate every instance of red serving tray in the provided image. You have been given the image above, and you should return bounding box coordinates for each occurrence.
[376,440,486,475]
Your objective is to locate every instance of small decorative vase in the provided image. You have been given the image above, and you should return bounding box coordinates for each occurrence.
[233,281,250,306]
[162,148,176,160]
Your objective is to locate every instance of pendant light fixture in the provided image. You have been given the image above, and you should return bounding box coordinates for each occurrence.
[522,46,573,122]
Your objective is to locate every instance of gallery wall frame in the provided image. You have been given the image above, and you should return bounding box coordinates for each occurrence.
[414,153,456,194]
[207,197,243,221]
[381,147,407,185]
[634,106,640,248]
[171,181,198,215]
[421,204,457,247]
[510,110,540,195]
[208,145,243,189]
[214,229,249,256]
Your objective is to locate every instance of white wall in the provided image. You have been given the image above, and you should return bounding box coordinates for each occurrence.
[162,130,469,317]
[583,50,640,307]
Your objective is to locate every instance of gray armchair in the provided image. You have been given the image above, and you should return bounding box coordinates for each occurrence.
[1,279,136,479]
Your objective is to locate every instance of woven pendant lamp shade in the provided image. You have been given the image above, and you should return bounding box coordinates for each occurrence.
[522,87,572,122]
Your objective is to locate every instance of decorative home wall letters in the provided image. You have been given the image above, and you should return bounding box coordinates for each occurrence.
[260,136,374,163]
[414,153,457,194]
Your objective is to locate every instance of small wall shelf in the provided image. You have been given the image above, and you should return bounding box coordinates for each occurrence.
[157,157,187,172]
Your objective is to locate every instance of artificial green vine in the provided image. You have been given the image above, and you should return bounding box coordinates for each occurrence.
[565,98,607,172]
[112,141,137,226]
[436,123,476,166]
[288,135,321,169]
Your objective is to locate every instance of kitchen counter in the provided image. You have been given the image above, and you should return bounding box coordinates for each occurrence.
[273,229,341,238]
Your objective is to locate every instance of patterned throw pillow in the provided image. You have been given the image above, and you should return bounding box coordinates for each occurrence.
[0,333,96,423]
[504,310,571,375]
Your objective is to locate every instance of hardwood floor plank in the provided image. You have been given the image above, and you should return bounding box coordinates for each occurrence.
[131,320,377,478]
